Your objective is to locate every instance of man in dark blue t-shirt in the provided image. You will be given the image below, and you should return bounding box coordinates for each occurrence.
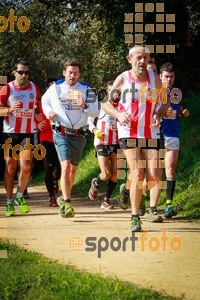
[160,63,189,217]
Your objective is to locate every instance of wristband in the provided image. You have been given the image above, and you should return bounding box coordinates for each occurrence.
[109,99,118,107]
[84,103,88,109]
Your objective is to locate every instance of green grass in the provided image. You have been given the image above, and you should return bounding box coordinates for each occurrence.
[0,241,181,300]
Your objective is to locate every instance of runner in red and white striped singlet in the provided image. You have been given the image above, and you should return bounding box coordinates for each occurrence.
[87,81,119,210]
[117,69,161,140]
[102,45,170,232]
[0,59,41,217]
[90,109,119,147]
[0,80,40,134]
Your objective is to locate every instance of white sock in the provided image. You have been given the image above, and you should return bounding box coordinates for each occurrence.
[16,191,23,197]
[7,198,13,203]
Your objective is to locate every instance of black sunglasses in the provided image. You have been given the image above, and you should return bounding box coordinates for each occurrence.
[15,70,30,75]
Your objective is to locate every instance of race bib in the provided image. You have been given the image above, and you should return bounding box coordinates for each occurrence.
[16,109,33,118]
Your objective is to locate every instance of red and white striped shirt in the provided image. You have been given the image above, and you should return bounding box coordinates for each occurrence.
[0,81,40,134]
[88,108,119,146]
[117,70,161,139]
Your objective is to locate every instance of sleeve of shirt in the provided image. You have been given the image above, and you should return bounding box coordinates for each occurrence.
[35,99,50,130]
[87,116,96,133]
[85,87,99,118]
[0,84,10,106]
[41,87,54,119]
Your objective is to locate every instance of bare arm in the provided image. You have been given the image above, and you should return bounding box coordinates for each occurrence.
[155,74,170,118]
[102,74,132,125]
[178,106,190,117]
[0,101,21,116]
[150,74,170,128]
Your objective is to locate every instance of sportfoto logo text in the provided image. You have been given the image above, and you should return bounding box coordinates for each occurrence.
[69,231,182,258]
[0,9,30,33]
[1,138,46,161]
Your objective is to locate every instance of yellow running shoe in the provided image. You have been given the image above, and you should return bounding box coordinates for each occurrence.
[15,195,30,213]
[5,201,15,217]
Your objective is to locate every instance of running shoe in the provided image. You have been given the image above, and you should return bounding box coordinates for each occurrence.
[59,202,75,218]
[49,196,58,207]
[88,178,99,200]
[146,208,163,223]
[101,198,113,210]
[56,195,64,207]
[118,183,130,210]
[15,195,30,213]
[129,216,142,232]
[5,201,15,217]
[164,205,177,218]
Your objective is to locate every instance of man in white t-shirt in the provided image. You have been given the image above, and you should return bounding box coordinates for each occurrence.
[42,58,99,218]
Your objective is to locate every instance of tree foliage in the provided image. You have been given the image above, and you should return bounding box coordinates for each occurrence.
[0,0,199,93]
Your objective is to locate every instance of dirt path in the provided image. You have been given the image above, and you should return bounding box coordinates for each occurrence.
[0,185,200,300]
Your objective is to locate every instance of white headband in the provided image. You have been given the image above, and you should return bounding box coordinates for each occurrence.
[129,46,150,56]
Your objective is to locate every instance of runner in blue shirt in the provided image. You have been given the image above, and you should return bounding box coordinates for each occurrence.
[160,63,189,217]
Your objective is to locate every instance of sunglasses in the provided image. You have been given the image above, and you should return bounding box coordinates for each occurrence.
[15,70,30,75]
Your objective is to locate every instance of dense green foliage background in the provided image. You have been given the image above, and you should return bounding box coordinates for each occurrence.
[0,0,199,93]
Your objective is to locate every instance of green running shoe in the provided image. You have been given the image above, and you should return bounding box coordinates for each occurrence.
[129,216,142,232]
[119,183,130,210]
[15,195,30,214]
[60,202,75,218]
[5,201,15,217]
